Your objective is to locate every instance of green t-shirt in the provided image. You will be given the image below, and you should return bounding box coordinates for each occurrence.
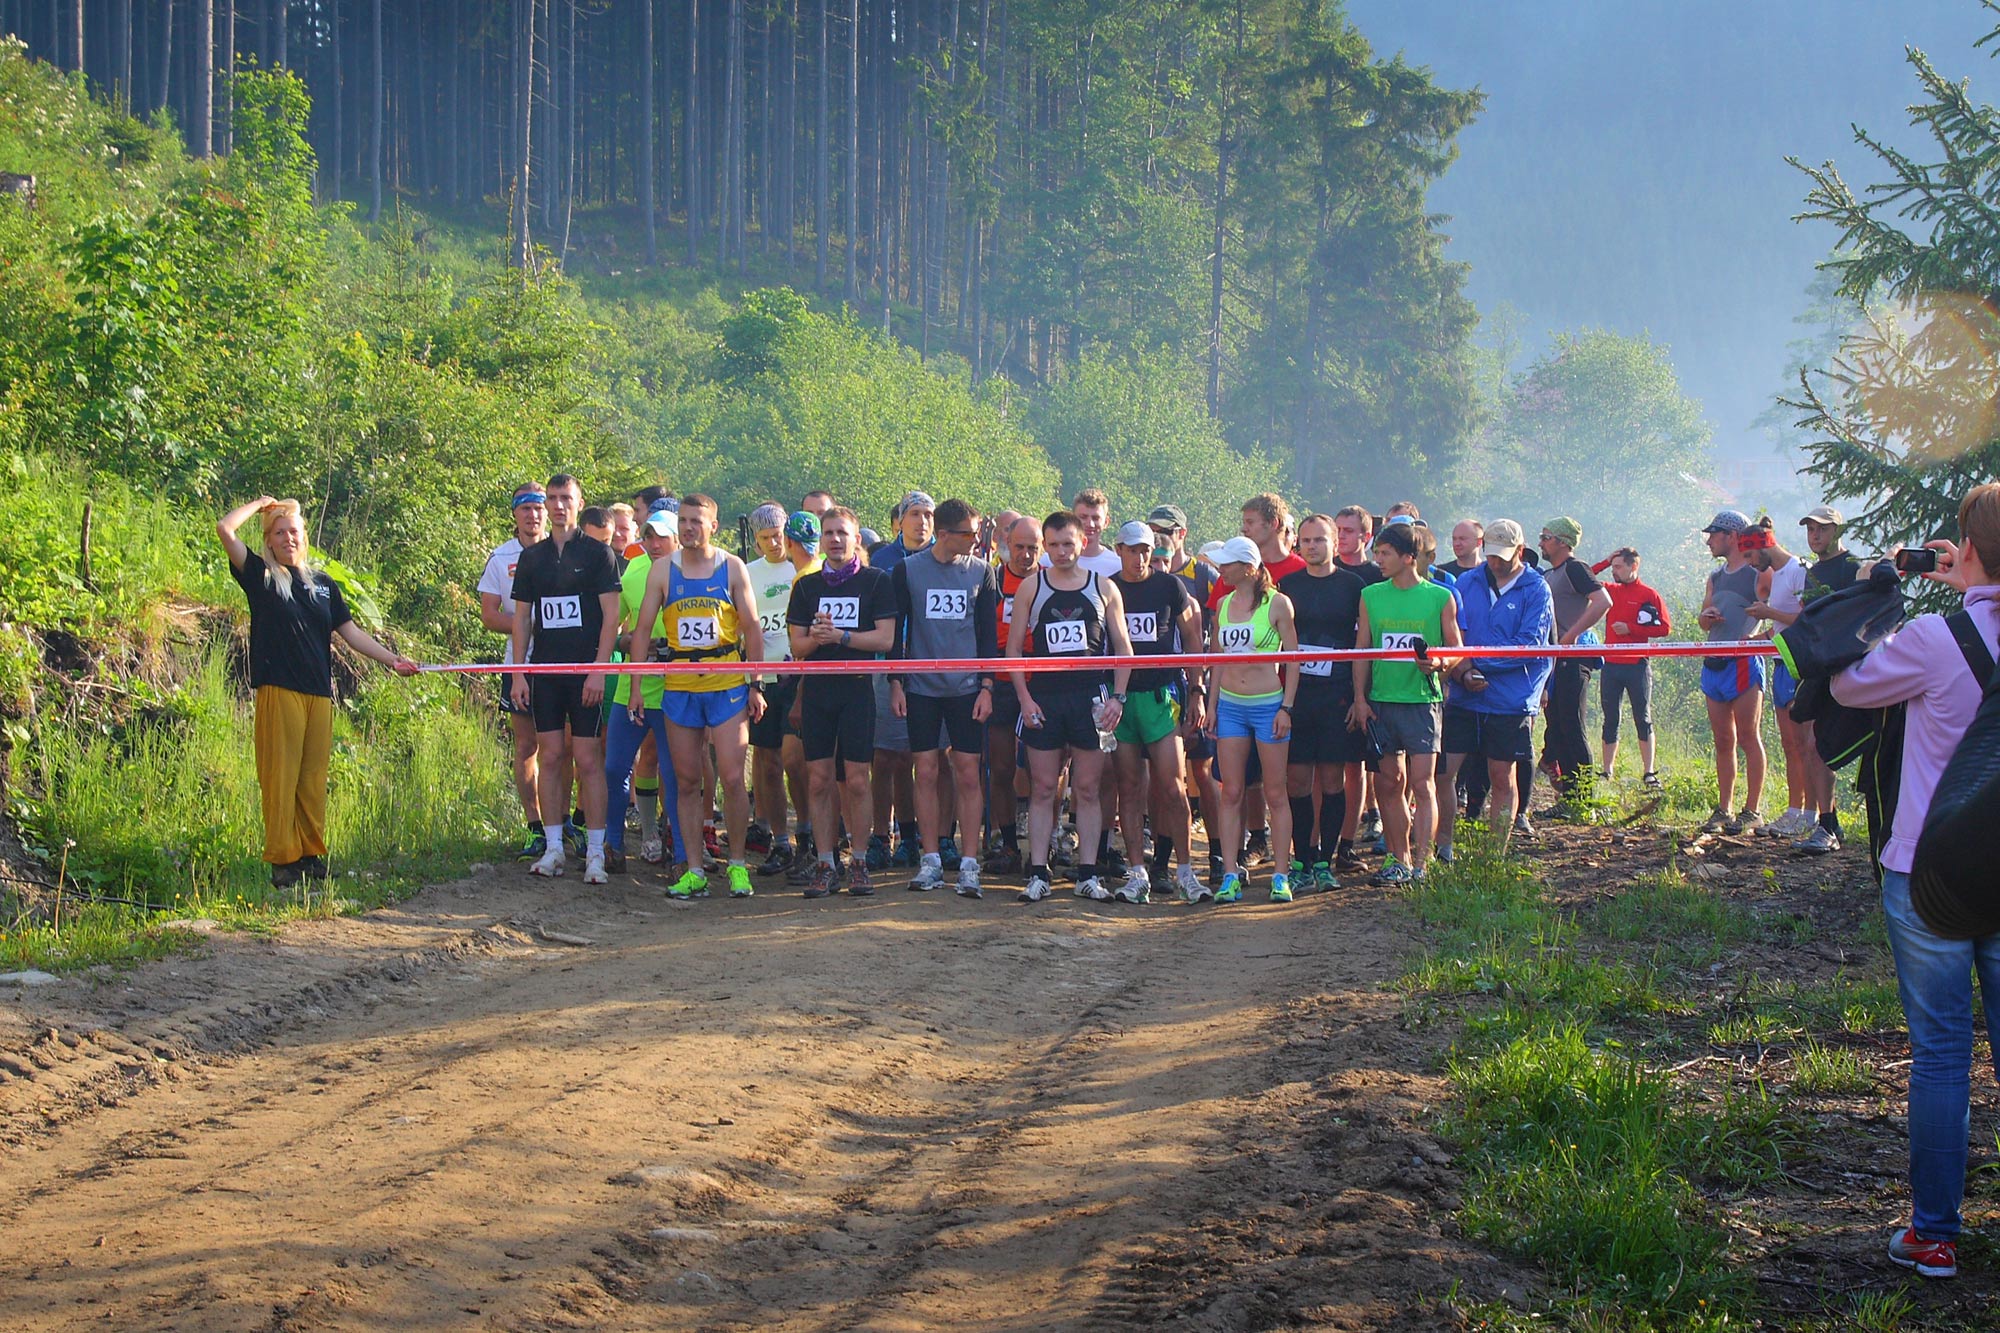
[1361,578,1455,704]
[613,554,667,709]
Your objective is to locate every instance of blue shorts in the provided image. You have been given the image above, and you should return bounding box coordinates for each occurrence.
[1216,692,1285,744]
[1699,657,1766,705]
[1772,660,1798,709]
[661,684,750,730]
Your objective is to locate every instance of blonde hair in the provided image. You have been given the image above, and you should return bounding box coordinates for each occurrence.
[259,499,316,601]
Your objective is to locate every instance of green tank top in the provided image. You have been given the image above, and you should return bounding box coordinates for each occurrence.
[1217,592,1283,701]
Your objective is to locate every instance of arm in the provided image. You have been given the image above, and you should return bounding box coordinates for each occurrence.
[972,574,999,723]
[1175,594,1206,734]
[335,620,420,676]
[510,598,535,711]
[1271,594,1297,739]
[1561,586,1613,644]
[1100,580,1131,727]
[1471,586,1554,677]
[888,563,912,713]
[628,563,670,667]
[479,592,517,636]
[217,497,277,570]
[1007,574,1038,714]
[1348,602,1375,728]
[583,589,620,706]
[728,557,767,721]
[1831,615,1944,710]
[851,615,898,655]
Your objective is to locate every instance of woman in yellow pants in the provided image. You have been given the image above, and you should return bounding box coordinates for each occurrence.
[217,497,419,886]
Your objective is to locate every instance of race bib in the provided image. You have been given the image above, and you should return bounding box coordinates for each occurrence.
[821,596,860,629]
[1380,631,1423,654]
[1125,612,1159,643]
[678,614,722,650]
[1298,642,1334,677]
[539,595,583,630]
[1044,620,1088,653]
[1219,623,1254,653]
[759,610,788,638]
[1000,600,1013,626]
[926,588,969,619]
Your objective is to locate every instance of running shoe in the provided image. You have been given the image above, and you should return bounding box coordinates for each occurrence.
[1053,826,1079,867]
[803,859,840,899]
[1433,845,1455,866]
[1725,809,1764,836]
[757,842,795,876]
[787,852,822,886]
[864,833,892,871]
[604,846,627,874]
[1243,830,1271,867]
[1103,846,1128,878]
[703,824,723,863]
[940,835,961,865]
[1643,770,1663,789]
[563,821,587,857]
[1764,809,1808,838]
[665,868,710,900]
[744,821,773,855]
[984,839,1023,875]
[1214,873,1243,904]
[1371,856,1413,886]
[846,864,876,897]
[1310,861,1337,891]
[1176,865,1212,903]
[1360,809,1384,841]
[1888,1227,1957,1279]
[529,846,567,879]
[909,852,945,891]
[516,830,547,861]
[955,858,983,898]
[1512,813,1535,839]
[727,864,754,898]
[1112,867,1151,905]
[1268,873,1293,904]
[891,836,920,868]
[640,836,666,865]
[1366,830,1388,856]
[1021,872,1055,903]
[582,853,608,885]
[1700,807,1730,834]
[1334,845,1366,875]
[1075,876,1113,901]
[1795,824,1842,855]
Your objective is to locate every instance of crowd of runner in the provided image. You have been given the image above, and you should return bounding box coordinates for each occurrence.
[474,480,1862,903]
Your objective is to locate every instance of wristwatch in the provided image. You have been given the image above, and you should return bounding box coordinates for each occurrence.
[1111,692,1127,703]
[841,629,851,647]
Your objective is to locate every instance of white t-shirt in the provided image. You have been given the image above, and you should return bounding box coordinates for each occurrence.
[745,556,805,662]
[1042,547,1123,579]
[1767,555,1808,617]
[477,537,525,666]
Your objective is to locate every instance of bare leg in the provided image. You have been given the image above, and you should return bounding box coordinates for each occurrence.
[1216,737,1251,876]
[1377,753,1411,863]
[1733,690,1766,815]
[913,748,945,854]
[509,713,541,824]
[707,719,752,863]
[1487,758,1517,851]
[1026,746,1066,872]
[1407,753,1438,867]
[1706,697,1738,813]
[1256,738,1291,875]
[948,749,984,858]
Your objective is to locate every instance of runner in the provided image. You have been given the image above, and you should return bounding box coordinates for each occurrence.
[477,482,550,860]
[1537,516,1612,812]
[1793,504,1860,852]
[982,515,1042,874]
[1745,516,1813,838]
[1109,520,1204,904]
[1332,504,1386,855]
[628,494,767,900]
[606,503,637,569]
[1437,519,1556,858]
[508,474,623,884]
[1590,547,1670,784]
[745,504,819,876]
[1148,504,1223,883]
[890,498,998,897]
[872,490,935,571]
[787,508,898,898]
[1696,509,1767,835]
[1008,510,1136,904]
[1349,522,1462,883]
[603,507,687,875]
[1442,520,1484,578]
[1205,536,1298,904]
[1280,514,1368,885]
[1067,489,1124,578]
[801,489,836,520]
[868,492,938,869]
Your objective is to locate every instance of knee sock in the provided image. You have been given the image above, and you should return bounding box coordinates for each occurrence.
[1150,833,1172,874]
[1820,810,1840,835]
[1318,791,1347,861]
[1288,795,1316,865]
[1517,759,1535,814]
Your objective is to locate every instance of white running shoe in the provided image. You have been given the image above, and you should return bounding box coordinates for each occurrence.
[909,852,944,891]
[582,853,607,885]
[1075,876,1113,901]
[955,857,982,898]
[1176,864,1211,903]
[1021,873,1054,903]
[529,847,567,878]
[1112,866,1151,904]
[640,836,665,864]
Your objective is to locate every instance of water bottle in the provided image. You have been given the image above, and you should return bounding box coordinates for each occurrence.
[1092,687,1118,752]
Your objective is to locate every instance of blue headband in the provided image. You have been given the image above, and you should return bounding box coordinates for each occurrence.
[512,491,546,510]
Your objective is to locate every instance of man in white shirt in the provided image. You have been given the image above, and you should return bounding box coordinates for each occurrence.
[477,482,552,860]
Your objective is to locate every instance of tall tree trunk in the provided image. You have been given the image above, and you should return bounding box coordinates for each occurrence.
[222,0,234,153]
[719,0,739,269]
[684,0,702,263]
[66,0,81,72]
[270,0,286,67]
[156,0,172,120]
[117,0,133,103]
[562,0,576,259]
[781,0,797,268]
[512,0,533,276]
[329,0,342,195]
[1207,0,1242,418]
[842,0,857,304]
[757,6,771,257]
[641,0,657,264]
[814,0,828,291]
[194,0,212,156]
[368,0,382,218]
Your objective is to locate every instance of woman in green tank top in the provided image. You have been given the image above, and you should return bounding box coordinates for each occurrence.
[1204,537,1299,904]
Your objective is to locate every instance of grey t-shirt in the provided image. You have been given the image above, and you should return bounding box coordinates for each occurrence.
[1707,563,1759,641]
[893,551,999,697]
[1547,557,1602,637]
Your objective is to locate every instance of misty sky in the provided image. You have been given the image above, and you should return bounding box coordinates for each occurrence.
[1344,0,1997,468]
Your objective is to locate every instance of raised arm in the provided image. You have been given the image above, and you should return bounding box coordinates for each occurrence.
[217,497,277,570]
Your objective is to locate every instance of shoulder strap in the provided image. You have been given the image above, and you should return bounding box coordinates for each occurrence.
[1945,610,1995,684]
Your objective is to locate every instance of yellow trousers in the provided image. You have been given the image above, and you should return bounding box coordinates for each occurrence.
[253,685,333,865]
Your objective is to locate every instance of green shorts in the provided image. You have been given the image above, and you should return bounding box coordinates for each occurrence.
[1115,686,1181,747]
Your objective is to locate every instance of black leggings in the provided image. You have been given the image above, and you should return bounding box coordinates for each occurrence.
[1460,755,1532,819]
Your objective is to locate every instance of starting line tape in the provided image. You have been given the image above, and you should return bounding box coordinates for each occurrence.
[419,640,1782,677]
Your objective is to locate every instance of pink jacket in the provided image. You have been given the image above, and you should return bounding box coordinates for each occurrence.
[1831,585,2000,873]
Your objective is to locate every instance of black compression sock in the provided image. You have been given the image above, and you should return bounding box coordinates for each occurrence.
[1288,795,1315,862]
[1319,792,1347,861]
[1820,811,1841,835]
[1029,863,1052,882]
[1150,835,1172,873]
[1078,862,1099,881]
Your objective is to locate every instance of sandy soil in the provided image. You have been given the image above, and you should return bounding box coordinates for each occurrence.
[0,859,1521,1331]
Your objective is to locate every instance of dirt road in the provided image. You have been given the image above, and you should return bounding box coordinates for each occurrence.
[0,867,1516,1331]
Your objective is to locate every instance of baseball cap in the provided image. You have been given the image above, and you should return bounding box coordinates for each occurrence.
[1147,503,1189,531]
[1198,540,1227,562]
[1702,509,1751,535]
[642,508,676,535]
[749,502,787,532]
[1114,520,1154,548]
[784,510,821,552]
[859,527,881,548]
[1384,514,1416,528]
[1480,518,1526,559]
[1543,516,1582,547]
[900,490,936,513]
[1215,535,1262,568]
[1800,505,1844,526]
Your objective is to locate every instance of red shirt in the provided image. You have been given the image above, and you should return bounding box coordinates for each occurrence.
[1601,578,1671,645]
[1207,550,1307,608]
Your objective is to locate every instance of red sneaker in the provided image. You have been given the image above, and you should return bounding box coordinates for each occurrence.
[1888,1227,1957,1279]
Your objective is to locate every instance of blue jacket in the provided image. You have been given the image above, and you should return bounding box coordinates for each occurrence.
[1451,563,1556,716]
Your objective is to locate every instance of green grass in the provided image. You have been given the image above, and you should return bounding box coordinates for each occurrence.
[0,902,207,973]
[1789,1038,1876,1097]
[1592,868,1760,966]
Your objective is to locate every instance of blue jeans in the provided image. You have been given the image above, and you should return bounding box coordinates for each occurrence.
[604,703,685,863]
[1882,868,2000,1239]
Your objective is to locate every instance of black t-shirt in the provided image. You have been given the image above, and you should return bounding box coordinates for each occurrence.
[510,532,621,664]
[1115,571,1192,691]
[1807,551,1862,600]
[232,552,353,698]
[1336,556,1387,587]
[1280,566,1365,697]
[788,567,897,663]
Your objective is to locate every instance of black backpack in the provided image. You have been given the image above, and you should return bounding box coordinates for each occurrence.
[1911,649,2000,937]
